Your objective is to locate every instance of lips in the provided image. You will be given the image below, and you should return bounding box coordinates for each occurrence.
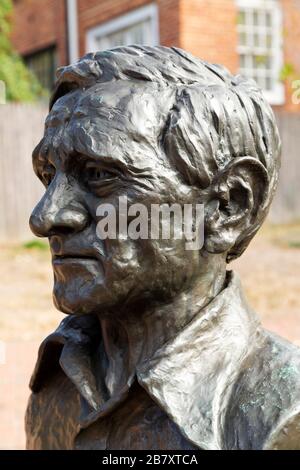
[52,254,99,264]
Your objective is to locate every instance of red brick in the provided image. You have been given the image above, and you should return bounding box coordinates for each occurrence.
[11,0,67,65]
[179,0,239,73]
[10,0,300,113]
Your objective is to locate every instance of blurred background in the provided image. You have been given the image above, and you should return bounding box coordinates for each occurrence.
[0,0,299,449]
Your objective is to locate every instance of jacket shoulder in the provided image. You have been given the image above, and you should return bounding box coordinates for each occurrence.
[223,329,300,450]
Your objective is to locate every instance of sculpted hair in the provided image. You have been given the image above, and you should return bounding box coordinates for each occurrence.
[50,45,281,261]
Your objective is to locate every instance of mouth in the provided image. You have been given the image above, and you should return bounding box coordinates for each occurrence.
[52,254,99,264]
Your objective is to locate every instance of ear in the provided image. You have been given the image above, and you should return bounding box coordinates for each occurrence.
[204,157,269,255]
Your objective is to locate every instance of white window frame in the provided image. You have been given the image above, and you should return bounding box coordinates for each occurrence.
[236,0,285,106]
[86,3,159,53]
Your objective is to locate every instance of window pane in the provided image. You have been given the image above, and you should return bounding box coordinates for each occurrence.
[237,3,282,99]
[246,9,253,26]
[237,11,246,25]
[254,54,268,69]
[257,76,266,89]
[239,31,247,46]
[247,54,253,69]
[24,47,56,92]
[95,18,151,50]
[266,33,273,49]
[259,10,266,27]
[266,76,272,91]
[239,54,246,68]
[128,22,147,43]
[254,32,260,47]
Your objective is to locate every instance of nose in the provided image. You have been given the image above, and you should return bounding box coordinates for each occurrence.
[29,174,89,237]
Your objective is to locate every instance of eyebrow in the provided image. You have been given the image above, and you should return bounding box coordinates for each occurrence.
[34,150,124,173]
[32,136,153,179]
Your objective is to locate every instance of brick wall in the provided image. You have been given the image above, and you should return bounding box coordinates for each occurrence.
[10,0,300,113]
[11,0,68,65]
[179,0,239,74]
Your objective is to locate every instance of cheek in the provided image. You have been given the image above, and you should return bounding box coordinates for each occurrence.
[146,238,200,289]
[105,238,143,280]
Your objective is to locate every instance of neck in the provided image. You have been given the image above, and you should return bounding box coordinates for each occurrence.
[98,255,227,396]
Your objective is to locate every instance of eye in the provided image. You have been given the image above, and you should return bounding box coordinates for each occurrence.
[41,164,56,187]
[85,165,116,184]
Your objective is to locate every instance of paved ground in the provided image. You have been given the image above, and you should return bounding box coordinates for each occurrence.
[0,223,300,449]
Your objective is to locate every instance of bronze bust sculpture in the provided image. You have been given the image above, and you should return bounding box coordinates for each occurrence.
[26,46,300,450]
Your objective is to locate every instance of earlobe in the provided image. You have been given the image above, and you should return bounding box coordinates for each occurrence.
[203,157,269,255]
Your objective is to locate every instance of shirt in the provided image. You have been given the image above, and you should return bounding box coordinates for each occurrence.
[26,271,300,450]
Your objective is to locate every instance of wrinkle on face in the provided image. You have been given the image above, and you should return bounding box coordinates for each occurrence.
[33,81,181,193]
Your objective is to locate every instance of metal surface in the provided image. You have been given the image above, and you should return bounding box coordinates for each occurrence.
[26,46,300,450]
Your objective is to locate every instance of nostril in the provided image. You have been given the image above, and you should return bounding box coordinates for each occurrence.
[52,209,89,235]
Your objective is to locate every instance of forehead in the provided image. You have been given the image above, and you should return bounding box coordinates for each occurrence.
[38,81,169,170]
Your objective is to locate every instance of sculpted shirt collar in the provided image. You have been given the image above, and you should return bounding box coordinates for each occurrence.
[30,271,261,450]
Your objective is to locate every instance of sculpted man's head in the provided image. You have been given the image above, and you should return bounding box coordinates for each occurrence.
[29,45,281,317]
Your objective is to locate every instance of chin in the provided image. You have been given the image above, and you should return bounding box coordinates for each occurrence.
[52,282,113,315]
[52,276,131,315]
[52,261,109,314]
[51,259,171,316]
